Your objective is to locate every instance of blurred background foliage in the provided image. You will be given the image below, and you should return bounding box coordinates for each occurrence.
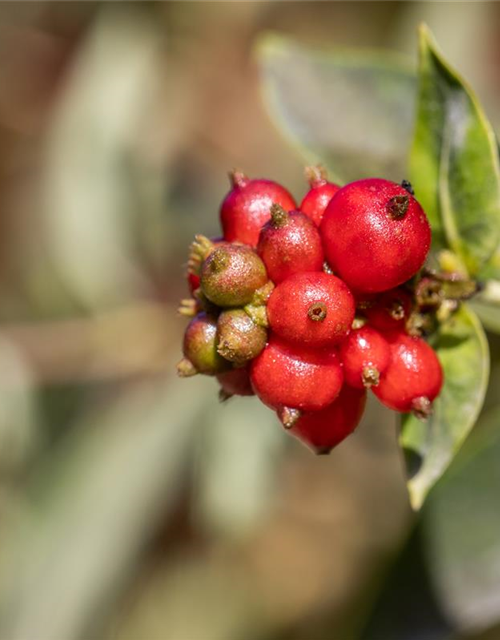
[0,2,499,640]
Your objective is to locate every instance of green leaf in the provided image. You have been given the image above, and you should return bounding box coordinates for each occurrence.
[256,33,416,183]
[423,406,500,632]
[469,280,500,334]
[400,303,489,509]
[410,24,500,275]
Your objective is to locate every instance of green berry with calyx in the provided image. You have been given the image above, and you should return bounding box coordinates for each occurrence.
[177,312,231,377]
[200,244,268,307]
[217,309,267,365]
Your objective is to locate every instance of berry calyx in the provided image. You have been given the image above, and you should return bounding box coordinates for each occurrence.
[288,385,366,455]
[364,288,413,332]
[250,337,343,412]
[257,204,324,284]
[340,326,391,389]
[187,235,224,293]
[300,165,341,227]
[267,272,355,347]
[178,312,231,377]
[220,171,297,247]
[216,309,267,364]
[321,178,431,293]
[217,366,254,401]
[200,244,268,307]
[372,332,443,418]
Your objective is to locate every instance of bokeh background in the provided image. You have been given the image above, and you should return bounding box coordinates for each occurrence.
[0,3,499,639]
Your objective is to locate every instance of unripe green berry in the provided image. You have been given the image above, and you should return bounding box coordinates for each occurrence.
[200,244,268,307]
[217,309,267,364]
[178,312,231,376]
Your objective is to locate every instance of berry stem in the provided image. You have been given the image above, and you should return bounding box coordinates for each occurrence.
[388,298,407,320]
[307,301,328,322]
[315,446,333,456]
[278,406,301,429]
[219,389,232,402]
[411,396,433,420]
[305,165,327,187]
[401,179,414,195]
[270,203,289,228]
[323,261,334,275]
[188,235,214,275]
[177,298,198,317]
[244,303,269,328]
[229,169,249,189]
[387,195,409,220]
[362,366,380,388]
[176,358,198,378]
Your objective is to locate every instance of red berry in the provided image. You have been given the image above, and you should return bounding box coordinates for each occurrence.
[220,171,296,247]
[257,204,324,284]
[372,332,443,418]
[250,336,343,412]
[321,178,431,293]
[340,326,391,389]
[217,367,254,401]
[300,166,341,227]
[364,287,413,332]
[288,385,366,455]
[267,272,355,347]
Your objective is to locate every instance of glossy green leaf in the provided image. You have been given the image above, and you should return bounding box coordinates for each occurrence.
[400,303,489,509]
[256,33,416,183]
[410,24,500,274]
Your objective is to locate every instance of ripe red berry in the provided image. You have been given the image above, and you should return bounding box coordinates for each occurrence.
[340,325,391,389]
[250,337,343,412]
[364,287,413,332]
[220,171,296,247]
[200,244,268,307]
[217,366,254,401]
[372,332,443,418]
[287,385,366,455]
[257,204,324,284]
[267,272,355,347]
[177,313,231,377]
[321,178,431,293]
[300,166,341,227]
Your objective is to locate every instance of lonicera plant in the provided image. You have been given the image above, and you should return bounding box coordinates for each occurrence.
[177,24,499,510]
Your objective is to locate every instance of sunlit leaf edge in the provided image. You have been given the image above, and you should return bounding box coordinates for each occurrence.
[417,24,500,276]
[401,303,490,510]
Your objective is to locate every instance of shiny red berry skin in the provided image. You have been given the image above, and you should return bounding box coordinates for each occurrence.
[372,332,443,417]
[364,288,412,332]
[220,172,296,247]
[340,326,391,389]
[321,178,431,293]
[288,385,366,454]
[257,206,324,284]
[267,272,355,347]
[250,337,343,412]
[300,167,341,227]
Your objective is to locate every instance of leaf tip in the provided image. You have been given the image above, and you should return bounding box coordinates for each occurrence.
[408,481,425,511]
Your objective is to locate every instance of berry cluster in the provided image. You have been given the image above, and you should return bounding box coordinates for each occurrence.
[177,168,444,455]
